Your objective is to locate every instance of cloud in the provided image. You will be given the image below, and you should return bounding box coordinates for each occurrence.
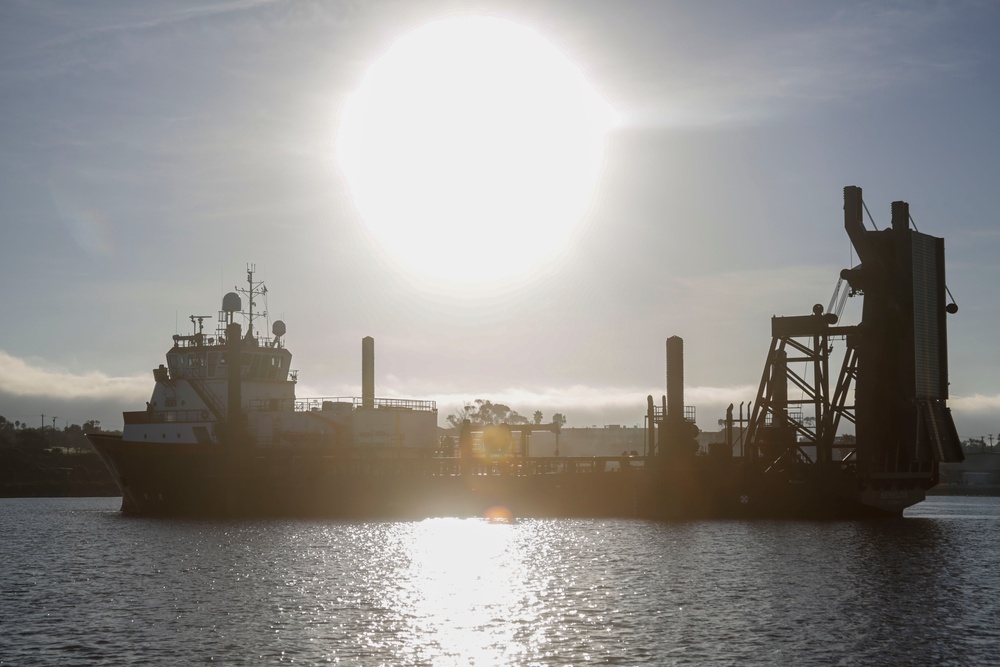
[627,2,977,127]
[32,0,278,51]
[296,369,760,428]
[951,393,1000,415]
[369,380,755,427]
[420,384,990,432]
[677,264,838,303]
[0,349,147,401]
[733,5,966,100]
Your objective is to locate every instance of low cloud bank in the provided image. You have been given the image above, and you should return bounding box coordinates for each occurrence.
[427,385,997,436]
[3,346,991,439]
[949,394,1000,440]
[950,393,1000,414]
[421,383,758,428]
[0,350,148,429]
[0,350,148,400]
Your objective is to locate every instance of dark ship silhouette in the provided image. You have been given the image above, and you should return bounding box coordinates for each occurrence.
[88,186,964,518]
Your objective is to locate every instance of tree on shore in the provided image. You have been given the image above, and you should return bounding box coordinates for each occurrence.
[963,437,989,453]
[0,412,119,495]
[0,414,106,451]
[446,400,551,428]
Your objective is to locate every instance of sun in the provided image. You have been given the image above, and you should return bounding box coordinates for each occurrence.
[337,16,617,286]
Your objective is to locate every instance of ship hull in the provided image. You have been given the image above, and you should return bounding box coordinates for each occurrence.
[88,434,922,519]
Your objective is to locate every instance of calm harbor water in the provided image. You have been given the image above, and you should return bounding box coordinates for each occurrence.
[1,496,998,665]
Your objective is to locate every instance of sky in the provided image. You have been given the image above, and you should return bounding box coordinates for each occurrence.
[1,0,999,440]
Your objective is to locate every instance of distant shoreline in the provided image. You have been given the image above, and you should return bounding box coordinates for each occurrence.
[0,481,120,498]
[2,482,998,501]
[0,447,120,498]
[927,484,1000,497]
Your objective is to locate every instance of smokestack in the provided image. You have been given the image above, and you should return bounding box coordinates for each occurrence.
[666,336,684,422]
[362,336,375,409]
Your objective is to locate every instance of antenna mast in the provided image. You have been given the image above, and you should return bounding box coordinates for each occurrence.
[236,264,267,340]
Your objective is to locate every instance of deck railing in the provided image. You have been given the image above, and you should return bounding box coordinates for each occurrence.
[292,397,437,413]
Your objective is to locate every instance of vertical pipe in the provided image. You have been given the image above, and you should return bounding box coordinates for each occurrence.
[666,336,684,421]
[726,403,734,451]
[891,200,909,233]
[362,336,375,409]
[843,185,865,248]
[646,395,655,457]
[226,322,242,450]
[772,349,788,419]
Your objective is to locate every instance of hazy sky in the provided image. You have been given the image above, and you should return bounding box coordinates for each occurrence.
[2,0,999,439]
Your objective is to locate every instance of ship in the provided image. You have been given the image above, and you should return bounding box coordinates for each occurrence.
[88,186,964,519]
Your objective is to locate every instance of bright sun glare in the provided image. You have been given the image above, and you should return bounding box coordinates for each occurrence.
[337,16,618,286]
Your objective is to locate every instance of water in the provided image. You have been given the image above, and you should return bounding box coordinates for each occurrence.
[1,497,998,665]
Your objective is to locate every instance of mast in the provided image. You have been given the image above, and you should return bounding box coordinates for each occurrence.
[236,264,267,341]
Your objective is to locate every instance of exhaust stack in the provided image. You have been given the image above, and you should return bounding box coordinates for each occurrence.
[362,336,375,409]
[666,336,684,423]
[659,336,698,458]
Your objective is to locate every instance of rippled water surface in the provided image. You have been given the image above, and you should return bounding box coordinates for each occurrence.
[2,496,999,665]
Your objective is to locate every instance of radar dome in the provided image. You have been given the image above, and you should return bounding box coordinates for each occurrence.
[272,320,286,337]
[222,292,242,313]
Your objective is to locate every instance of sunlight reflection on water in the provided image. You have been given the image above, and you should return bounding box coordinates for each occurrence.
[2,497,1000,665]
[393,519,530,664]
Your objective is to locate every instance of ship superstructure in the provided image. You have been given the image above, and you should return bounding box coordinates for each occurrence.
[90,265,438,514]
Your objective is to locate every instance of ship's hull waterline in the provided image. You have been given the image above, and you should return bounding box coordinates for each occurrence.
[88,433,917,520]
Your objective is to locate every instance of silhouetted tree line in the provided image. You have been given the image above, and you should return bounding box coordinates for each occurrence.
[0,415,118,497]
[446,399,566,429]
[962,437,997,454]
